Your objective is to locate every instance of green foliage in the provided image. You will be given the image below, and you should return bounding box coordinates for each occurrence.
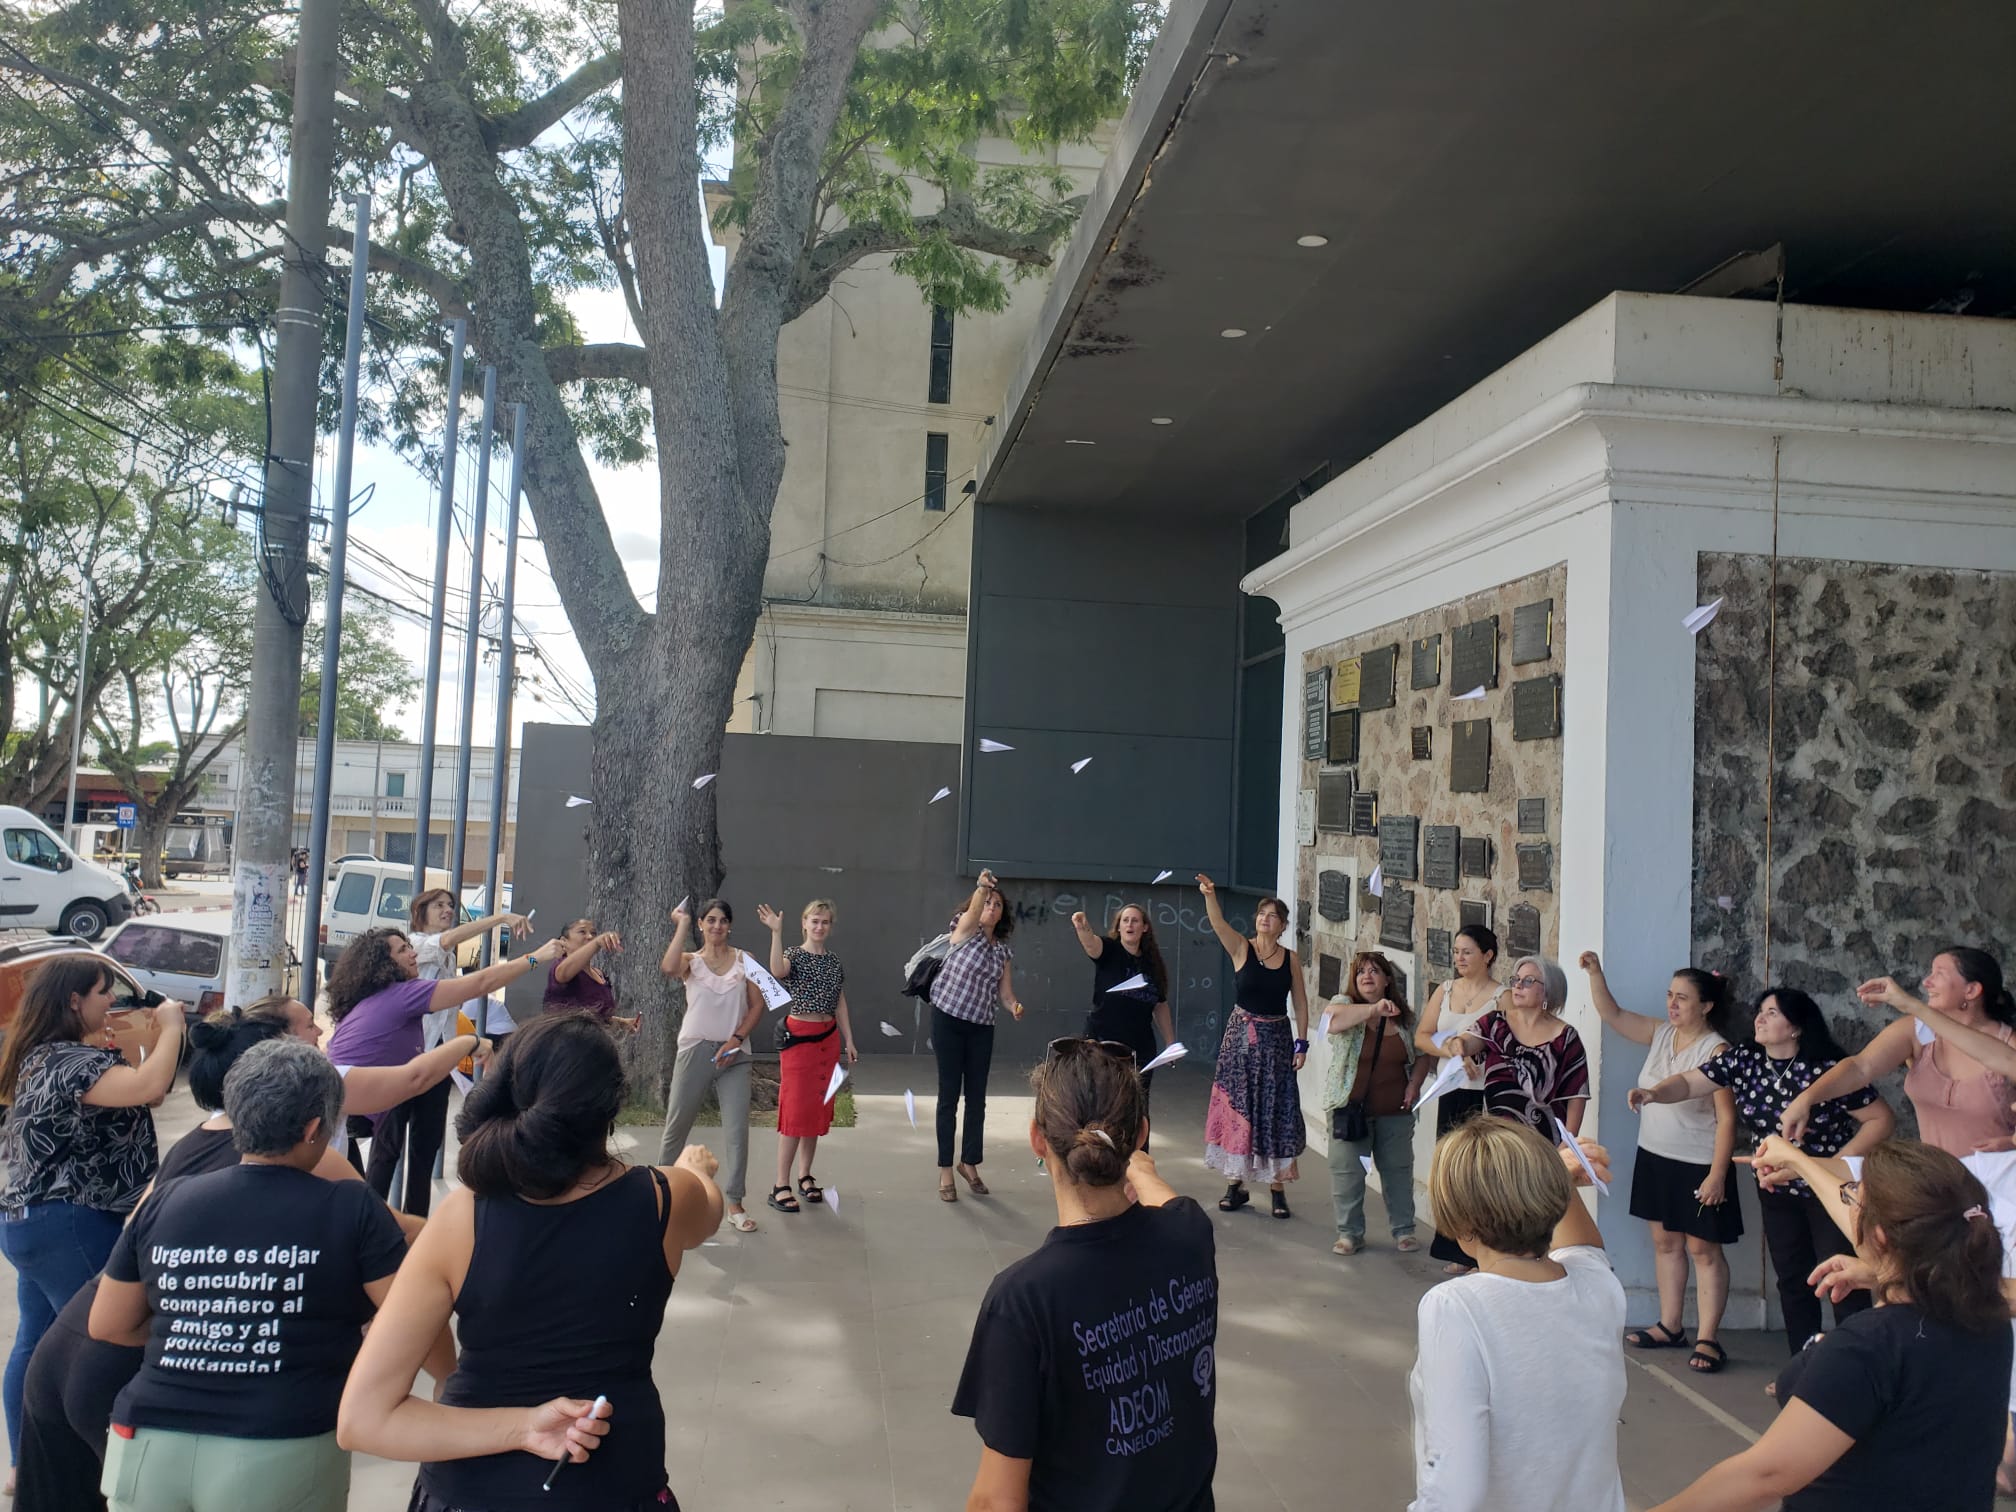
[299,599,418,741]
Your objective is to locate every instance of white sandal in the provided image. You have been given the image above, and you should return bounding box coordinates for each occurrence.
[726,1210,758,1233]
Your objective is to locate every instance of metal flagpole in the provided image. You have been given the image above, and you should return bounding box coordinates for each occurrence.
[481,403,527,966]
[448,366,497,902]
[411,321,467,896]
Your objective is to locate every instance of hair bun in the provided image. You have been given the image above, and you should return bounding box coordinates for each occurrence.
[1074,1126,1117,1151]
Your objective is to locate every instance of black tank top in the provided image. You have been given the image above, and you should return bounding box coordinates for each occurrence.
[423,1165,676,1510]
[1234,945,1292,1018]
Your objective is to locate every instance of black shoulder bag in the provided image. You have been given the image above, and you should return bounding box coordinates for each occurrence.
[1330,1017,1387,1143]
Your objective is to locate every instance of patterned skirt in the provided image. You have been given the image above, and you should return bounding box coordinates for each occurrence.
[1203,1008,1306,1183]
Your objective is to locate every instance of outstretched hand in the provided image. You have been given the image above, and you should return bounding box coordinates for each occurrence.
[756,904,784,933]
[1856,976,1911,1013]
[1195,873,1216,898]
[1557,1138,1612,1189]
[1577,950,1602,975]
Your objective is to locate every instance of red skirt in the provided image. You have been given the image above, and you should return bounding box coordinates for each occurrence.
[777,1017,842,1137]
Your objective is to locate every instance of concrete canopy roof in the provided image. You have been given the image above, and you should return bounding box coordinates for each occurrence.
[978,0,2016,519]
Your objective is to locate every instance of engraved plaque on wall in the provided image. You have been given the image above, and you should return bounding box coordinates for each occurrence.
[1411,726,1433,761]
[1517,842,1554,892]
[1302,667,1330,760]
[1460,898,1493,931]
[1517,797,1547,834]
[1296,789,1316,848]
[1379,887,1417,952]
[1450,616,1499,692]
[1423,825,1461,890]
[1459,835,1492,879]
[1351,790,1380,836]
[1512,674,1563,741]
[1358,645,1399,712]
[1317,869,1351,923]
[1511,599,1554,665]
[1316,770,1354,832]
[1378,815,1420,881]
[1317,953,1343,1000]
[1450,718,1491,794]
[1506,902,1542,957]
[1426,928,1453,970]
[1326,707,1360,765]
[1411,634,1442,690]
[1333,657,1363,707]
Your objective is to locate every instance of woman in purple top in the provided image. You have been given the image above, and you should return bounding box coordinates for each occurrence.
[545,919,638,1034]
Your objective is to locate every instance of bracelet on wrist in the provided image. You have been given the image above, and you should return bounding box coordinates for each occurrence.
[1294,1038,1310,1054]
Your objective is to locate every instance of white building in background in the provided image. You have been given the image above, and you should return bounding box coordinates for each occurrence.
[711,129,1113,744]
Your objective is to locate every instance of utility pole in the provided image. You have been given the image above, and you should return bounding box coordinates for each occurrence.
[224,0,339,1010]
[448,367,496,901]
[62,585,91,847]
[480,404,527,965]
[411,322,467,896]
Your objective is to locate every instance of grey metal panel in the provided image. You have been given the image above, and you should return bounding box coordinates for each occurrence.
[970,595,1234,736]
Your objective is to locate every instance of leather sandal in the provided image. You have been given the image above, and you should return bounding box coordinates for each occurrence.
[1624,1322,1689,1350]
[797,1174,823,1203]
[766,1185,800,1214]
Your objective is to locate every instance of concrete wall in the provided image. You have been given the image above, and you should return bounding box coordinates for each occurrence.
[962,504,1244,883]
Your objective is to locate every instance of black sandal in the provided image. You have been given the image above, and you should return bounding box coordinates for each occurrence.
[766,1185,800,1214]
[1688,1340,1727,1374]
[797,1174,823,1203]
[1218,1183,1250,1212]
[1270,1189,1291,1220]
[1624,1322,1688,1350]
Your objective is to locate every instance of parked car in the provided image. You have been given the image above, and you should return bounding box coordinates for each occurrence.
[320,860,506,968]
[100,911,298,1018]
[0,805,135,940]
[323,850,378,886]
[0,935,172,1069]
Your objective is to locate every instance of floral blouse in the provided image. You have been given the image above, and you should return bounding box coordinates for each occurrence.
[0,1041,157,1214]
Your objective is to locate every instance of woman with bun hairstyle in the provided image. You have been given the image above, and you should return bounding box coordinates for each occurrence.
[954,1038,1217,1512]
[339,1012,726,1512]
[1781,947,2016,1159]
[758,900,855,1215]
[657,899,766,1232]
[1653,1138,2011,1512]
[1585,954,1742,1373]
[1414,924,1506,1273]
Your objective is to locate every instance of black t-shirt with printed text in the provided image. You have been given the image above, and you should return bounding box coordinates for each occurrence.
[106,1162,406,1438]
[953,1196,1217,1512]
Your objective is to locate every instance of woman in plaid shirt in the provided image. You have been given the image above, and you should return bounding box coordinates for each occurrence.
[934,869,1025,1202]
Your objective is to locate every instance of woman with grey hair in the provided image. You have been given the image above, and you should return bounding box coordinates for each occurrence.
[1460,954,1592,1136]
[87,1040,409,1511]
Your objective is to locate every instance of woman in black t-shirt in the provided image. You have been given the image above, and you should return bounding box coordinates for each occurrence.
[1069,903,1172,1087]
[955,1036,1217,1512]
[1651,1139,2011,1512]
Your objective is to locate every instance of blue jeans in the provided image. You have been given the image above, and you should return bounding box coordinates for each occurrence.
[0,1201,124,1465]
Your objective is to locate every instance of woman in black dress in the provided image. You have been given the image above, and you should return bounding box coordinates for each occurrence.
[1069,903,1172,1093]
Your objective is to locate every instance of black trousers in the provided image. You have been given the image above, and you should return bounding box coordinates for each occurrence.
[365,1076,452,1216]
[1758,1182,1871,1353]
[933,1007,995,1168]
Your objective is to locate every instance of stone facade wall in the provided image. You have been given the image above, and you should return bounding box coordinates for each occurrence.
[1692,553,2016,1068]
[1294,564,1569,1010]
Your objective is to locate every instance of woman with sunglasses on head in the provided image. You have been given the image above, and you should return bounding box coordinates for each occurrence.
[758,899,855,1214]
[1633,987,1893,1355]
[1324,951,1430,1256]
[1414,924,1505,1274]
[1653,1138,2011,1512]
[955,1037,1216,1512]
[1197,874,1308,1219]
[1455,956,1590,1138]
[1069,902,1171,1101]
[658,899,767,1233]
[932,869,1025,1203]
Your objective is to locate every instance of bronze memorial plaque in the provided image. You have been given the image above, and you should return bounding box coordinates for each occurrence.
[1450,718,1491,794]
[1317,953,1343,1000]
[1518,797,1547,834]
[1511,599,1554,665]
[1333,657,1363,708]
[1459,898,1492,931]
[1459,835,1492,879]
[1426,928,1453,971]
[1378,815,1420,882]
[1316,770,1354,832]
[1351,789,1380,836]
[1303,667,1329,761]
[1450,616,1499,693]
[1411,726,1433,761]
[1517,841,1554,892]
[1423,825,1461,890]
[1317,869,1351,923]
[1512,674,1563,741]
[1506,902,1542,957]
[1411,634,1442,690]
[1326,707,1360,765]
[1379,887,1416,953]
[1358,644,1399,712]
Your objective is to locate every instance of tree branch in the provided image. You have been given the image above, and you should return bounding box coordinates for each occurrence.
[542,342,651,387]
[8,199,285,305]
[338,228,473,320]
[483,51,622,152]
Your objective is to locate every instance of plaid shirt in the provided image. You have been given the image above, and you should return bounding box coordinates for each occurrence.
[933,934,1013,1024]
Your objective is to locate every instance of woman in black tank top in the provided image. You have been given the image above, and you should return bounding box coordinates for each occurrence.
[338,1013,726,1511]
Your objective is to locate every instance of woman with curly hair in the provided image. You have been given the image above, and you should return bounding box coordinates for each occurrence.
[1324,951,1431,1255]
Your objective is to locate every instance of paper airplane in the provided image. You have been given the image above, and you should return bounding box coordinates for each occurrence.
[1553,1114,1610,1195]
[929,787,952,804]
[1360,1155,1374,1173]
[566,795,592,807]
[1916,1019,1936,1046]
[1416,1056,1470,1106]
[878,1021,903,1038]
[819,866,844,873]
[742,956,792,1011]
[673,895,690,916]
[1071,757,1093,773]
[1141,1042,1188,1073]
[822,1186,839,1215]
[1684,597,1724,635]
[1454,686,1486,701]
[824,1063,848,1104]
[1318,1011,1333,1035]
[904,1089,917,1128]
[1430,1027,1463,1049]
[692,773,716,789]
[1152,870,1173,884]
[1367,865,1384,898]
[451,1070,474,1095]
[1107,973,1151,994]
[978,738,1015,753]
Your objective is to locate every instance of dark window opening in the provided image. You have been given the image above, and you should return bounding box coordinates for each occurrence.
[925,431,949,511]
[928,306,954,404]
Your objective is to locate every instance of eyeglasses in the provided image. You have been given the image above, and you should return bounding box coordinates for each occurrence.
[1510,975,1546,989]
[1045,1037,1138,1066]
[1838,1179,1861,1209]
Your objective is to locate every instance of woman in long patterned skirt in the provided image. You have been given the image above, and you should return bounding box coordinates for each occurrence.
[1197,875,1309,1218]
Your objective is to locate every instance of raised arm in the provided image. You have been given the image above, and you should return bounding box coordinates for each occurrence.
[659,908,692,979]
[1861,974,2016,1079]
[756,905,790,977]
[341,1035,482,1117]
[949,870,999,947]
[554,932,618,986]
[657,1148,726,1252]
[426,939,566,1012]
[1069,911,1102,960]
[1578,951,1656,1047]
[1194,874,1247,962]
[1126,1149,1178,1208]
[440,911,529,952]
[1626,1067,1718,1111]
[81,1003,185,1108]
[1553,1140,1609,1251]
[1779,1019,1915,1141]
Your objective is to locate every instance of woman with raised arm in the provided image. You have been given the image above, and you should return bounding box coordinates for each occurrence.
[759,899,856,1215]
[931,869,1024,1203]
[1324,951,1430,1256]
[545,918,638,1034]
[657,900,766,1232]
[1414,924,1505,1273]
[339,1013,727,1512]
[0,958,183,1487]
[1780,947,2016,1159]
[1197,875,1308,1220]
[1583,953,1742,1374]
[1634,987,1892,1355]
[1069,902,1172,1101]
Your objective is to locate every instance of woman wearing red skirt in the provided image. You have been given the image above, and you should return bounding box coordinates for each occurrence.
[760,899,856,1213]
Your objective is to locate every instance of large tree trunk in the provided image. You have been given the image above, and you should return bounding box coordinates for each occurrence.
[134,806,171,889]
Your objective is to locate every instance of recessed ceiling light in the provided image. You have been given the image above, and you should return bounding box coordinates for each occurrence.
[1296,234,1329,248]
[1220,327,1247,339]
[1064,438,1097,446]
[1150,417,1174,426]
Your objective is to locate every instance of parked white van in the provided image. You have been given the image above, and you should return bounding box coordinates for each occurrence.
[320,859,501,968]
[0,805,135,940]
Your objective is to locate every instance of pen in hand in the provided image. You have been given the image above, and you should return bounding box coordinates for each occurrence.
[541,1395,609,1491]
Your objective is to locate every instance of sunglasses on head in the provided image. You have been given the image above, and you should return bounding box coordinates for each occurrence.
[1045,1037,1138,1066]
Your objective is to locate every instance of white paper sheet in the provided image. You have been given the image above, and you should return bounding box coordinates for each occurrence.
[824,1063,848,1104]
[566,795,592,807]
[1318,1011,1333,1035]
[929,786,952,804]
[1360,1155,1374,1173]
[879,1021,903,1037]
[822,1186,839,1214]
[904,1089,917,1128]
[1916,1018,1936,1046]
[1152,869,1173,884]
[1431,1027,1463,1049]
[1553,1114,1610,1195]
[1106,973,1151,994]
[1415,1055,1471,1106]
[451,1070,474,1095]
[1140,1042,1188,1073]
[673,895,690,916]
[1367,864,1384,898]
[1071,757,1093,773]
[741,954,793,1011]
[692,773,716,789]
[1684,597,1724,635]
[1453,686,1487,701]
[978,738,1015,753]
